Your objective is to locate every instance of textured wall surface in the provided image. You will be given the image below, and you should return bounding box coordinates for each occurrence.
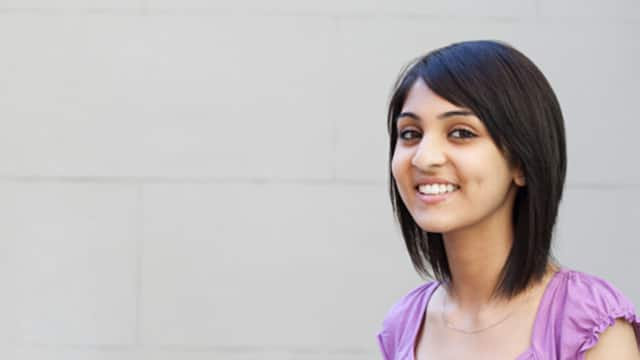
[0,1,638,359]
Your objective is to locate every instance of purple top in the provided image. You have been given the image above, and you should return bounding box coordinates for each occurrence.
[377,268,640,359]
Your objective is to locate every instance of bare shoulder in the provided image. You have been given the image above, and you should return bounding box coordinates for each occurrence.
[584,319,640,359]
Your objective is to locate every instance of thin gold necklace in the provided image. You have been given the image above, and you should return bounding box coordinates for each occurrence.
[440,289,535,335]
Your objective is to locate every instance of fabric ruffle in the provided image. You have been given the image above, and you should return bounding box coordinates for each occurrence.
[578,308,640,354]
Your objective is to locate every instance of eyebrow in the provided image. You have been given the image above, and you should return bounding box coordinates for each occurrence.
[396,110,475,122]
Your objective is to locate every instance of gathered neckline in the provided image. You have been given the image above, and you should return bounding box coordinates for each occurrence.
[410,268,568,360]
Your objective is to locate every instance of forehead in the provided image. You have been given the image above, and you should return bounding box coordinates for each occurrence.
[401,78,463,115]
[397,78,483,129]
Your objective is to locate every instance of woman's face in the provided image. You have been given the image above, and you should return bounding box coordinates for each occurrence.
[391,79,525,234]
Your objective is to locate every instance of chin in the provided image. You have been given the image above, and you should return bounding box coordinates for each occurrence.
[414,219,454,234]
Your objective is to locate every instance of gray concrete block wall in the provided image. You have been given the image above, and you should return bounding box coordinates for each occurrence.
[0,1,637,359]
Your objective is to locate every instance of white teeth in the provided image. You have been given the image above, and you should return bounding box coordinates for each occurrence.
[418,183,459,195]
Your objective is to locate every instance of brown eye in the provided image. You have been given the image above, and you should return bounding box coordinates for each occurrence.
[450,128,476,139]
[398,129,421,140]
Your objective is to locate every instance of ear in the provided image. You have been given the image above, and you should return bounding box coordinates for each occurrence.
[513,168,526,187]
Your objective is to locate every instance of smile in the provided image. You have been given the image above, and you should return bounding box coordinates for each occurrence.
[415,184,460,205]
[417,183,460,195]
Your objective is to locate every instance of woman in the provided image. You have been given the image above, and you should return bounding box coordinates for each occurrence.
[377,40,640,359]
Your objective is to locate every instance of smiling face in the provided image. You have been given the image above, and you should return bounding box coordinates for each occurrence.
[391,79,526,234]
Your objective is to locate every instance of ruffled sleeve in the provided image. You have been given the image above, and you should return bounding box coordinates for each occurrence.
[559,271,640,358]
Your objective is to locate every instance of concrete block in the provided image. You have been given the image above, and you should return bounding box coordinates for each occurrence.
[146,0,536,18]
[538,0,640,21]
[554,187,640,305]
[0,346,376,360]
[0,15,335,179]
[2,0,141,10]
[0,182,139,345]
[140,182,417,351]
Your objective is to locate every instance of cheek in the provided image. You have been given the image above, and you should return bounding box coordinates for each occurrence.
[391,149,415,203]
[391,153,399,178]
[462,152,513,195]
[391,148,407,181]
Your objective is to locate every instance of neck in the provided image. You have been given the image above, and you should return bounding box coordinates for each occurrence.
[441,185,519,312]
[442,216,513,312]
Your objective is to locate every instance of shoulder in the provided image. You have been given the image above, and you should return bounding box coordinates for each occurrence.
[380,281,437,331]
[583,318,640,359]
[551,269,640,358]
[377,281,439,360]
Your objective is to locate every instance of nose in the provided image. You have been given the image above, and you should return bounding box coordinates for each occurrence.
[411,134,447,170]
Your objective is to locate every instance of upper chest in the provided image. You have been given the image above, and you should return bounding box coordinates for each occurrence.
[413,286,546,360]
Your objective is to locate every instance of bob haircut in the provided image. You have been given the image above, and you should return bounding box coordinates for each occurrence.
[387,40,566,299]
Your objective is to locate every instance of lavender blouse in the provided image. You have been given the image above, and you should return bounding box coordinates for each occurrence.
[377,268,640,359]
